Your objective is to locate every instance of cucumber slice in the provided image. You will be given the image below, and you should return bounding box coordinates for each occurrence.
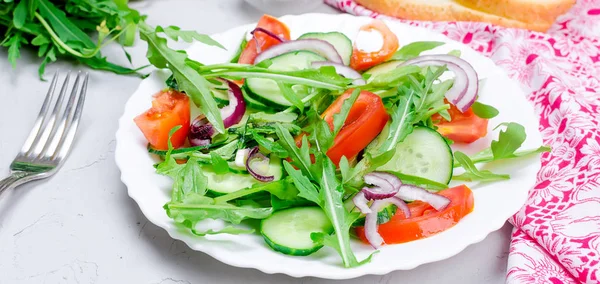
[298,32,352,65]
[245,51,326,109]
[261,207,333,256]
[376,126,453,184]
[212,89,229,105]
[242,84,272,111]
[205,156,283,195]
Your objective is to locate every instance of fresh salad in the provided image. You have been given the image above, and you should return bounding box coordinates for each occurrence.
[133,15,549,267]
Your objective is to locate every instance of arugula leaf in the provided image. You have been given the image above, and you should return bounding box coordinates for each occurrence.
[383,171,448,191]
[464,146,551,166]
[3,32,27,68]
[276,81,304,111]
[368,65,421,88]
[311,158,372,268]
[165,74,179,90]
[191,226,253,237]
[37,0,95,49]
[79,56,146,75]
[270,194,314,211]
[338,156,352,185]
[230,36,247,63]
[214,178,299,203]
[282,161,320,204]
[472,101,499,119]
[251,112,298,123]
[165,193,273,225]
[391,41,445,60]
[453,151,510,182]
[275,124,313,177]
[377,90,415,155]
[156,25,224,48]
[172,157,208,200]
[12,0,27,29]
[251,130,288,158]
[210,152,229,174]
[333,89,360,135]
[491,122,526,159]
[139,22,225,133]
[344,150,396,188]
[312,117,334,153]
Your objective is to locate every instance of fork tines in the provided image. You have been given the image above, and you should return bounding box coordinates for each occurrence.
[19,71,89,163]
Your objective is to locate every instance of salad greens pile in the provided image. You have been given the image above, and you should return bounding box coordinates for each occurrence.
[0,0,144,79]
[137,21,550,267]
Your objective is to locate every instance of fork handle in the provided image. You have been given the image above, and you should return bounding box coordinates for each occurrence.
[0,172,28,196]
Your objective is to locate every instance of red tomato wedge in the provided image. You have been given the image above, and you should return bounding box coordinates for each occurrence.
[321,90,389,165]
[356,185,475,244]
[134,90,190,150]
[238,15,291,65]
[350,20,399,71]
[433,102,488,143]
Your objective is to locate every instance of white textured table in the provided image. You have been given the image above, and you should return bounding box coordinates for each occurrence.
[0,1,512,283]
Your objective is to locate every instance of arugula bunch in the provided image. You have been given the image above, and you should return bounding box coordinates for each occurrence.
[0,0,144,79]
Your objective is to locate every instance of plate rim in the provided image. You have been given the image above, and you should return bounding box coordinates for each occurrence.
[115,12,541,279]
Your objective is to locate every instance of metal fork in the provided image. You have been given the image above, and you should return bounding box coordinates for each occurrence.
[0,71,89,195]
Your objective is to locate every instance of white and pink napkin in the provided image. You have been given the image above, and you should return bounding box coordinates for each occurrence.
[324,0,600,283]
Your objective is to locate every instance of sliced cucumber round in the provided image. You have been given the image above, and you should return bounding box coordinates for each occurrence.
[245,51,326,109]
[298,32,352,65]
[261,207,333,256]
[204,156,283,195]
[212,89,229,105]
[376,126,453,184]
[242,84,272,111]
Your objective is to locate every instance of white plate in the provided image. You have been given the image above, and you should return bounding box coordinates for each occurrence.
[115,13,542,279]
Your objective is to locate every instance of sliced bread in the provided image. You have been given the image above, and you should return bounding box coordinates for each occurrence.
[456,0,575,24]
[354,0,574,32]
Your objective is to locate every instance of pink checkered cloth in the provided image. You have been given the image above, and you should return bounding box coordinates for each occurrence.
[324,0,600,283]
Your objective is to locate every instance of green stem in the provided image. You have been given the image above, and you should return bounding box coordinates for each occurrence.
[205,71,344,90]
[34,12,129,59]
[214,187,264,203]
[420,104,450,120]
[196,63,253,72]
[35,12,87,58]
[281,90,321,113]
[167,204,248,210]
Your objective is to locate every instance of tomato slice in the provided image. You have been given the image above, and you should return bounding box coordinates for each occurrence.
[238,15,291,65]
[433,102,488,143]
[321,90,389,165]
[350,20,399,71]
[134,90,190,150]
[356,185,474,244]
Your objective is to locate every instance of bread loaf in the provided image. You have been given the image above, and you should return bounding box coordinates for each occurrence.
[354,0,575,32]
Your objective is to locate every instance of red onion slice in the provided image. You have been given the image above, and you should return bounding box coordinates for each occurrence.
[396,184,451,211]
[246,147,274,182]
[311,61,366,86]
[362,172,401,200]
[253,39,343,65]
[189,115,214,147]
[364,197,410,249]
[219,79,247,128]
[251,27,285,43]
[399,55,478,112]
[352,191,372,214]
